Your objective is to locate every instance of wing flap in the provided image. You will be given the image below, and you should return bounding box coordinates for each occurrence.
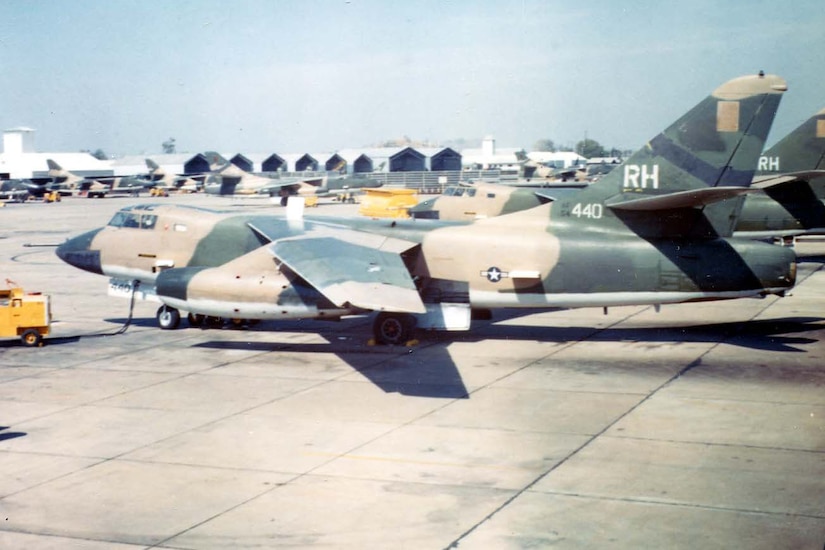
[271,236,425,313]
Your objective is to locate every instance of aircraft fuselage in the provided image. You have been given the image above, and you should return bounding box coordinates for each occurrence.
[56,203,796,326]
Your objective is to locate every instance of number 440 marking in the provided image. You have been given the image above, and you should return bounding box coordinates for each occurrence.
[571,203,603,219]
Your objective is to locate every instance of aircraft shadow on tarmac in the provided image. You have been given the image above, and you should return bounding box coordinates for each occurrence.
[187,314,824,399]
[459,315,825,353]
[194,336,471,400]
[0,426,27,442]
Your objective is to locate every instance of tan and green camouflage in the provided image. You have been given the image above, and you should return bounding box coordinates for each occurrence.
[57,74,796,344]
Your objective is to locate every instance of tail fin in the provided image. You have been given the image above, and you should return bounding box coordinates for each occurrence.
[204,151,228,170]
[757,107,825,174]
[46,159,64,172]
[587,73,786,237]
[145,158,160,171]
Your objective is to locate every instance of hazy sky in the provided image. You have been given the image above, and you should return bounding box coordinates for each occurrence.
[1,0,823,157]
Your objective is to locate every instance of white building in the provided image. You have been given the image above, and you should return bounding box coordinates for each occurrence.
[0,128,112,179]
[460,136,522,170]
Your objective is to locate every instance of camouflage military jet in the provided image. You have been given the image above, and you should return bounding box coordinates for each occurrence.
[56,73,795,344]
[0,179,35,201]
[49,159,158,198]
[138,159,202,193]
[93,175,153,198]
[409,180,576,221]
[515,150,587,181]
[202,159,382,204]
[42,159,109,197]
[202,161,321,200]
[413,106,825,242]
[735,106,825,240]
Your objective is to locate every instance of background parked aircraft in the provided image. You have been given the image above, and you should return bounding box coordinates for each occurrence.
[409,180,578,221]
[0,179,33,202]
[201,155,382,203]
[40,159,108,197]
[736,106,825,240]
[515,150,587,181]
[137,159,202,193]
[201,161,321,199]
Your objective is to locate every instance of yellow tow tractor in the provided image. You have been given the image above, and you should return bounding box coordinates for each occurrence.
[43,191,62,203]
[0,281,51,347]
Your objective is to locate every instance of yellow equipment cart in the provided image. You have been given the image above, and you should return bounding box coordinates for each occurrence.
[0,284,51,347]
[358,188,418,219]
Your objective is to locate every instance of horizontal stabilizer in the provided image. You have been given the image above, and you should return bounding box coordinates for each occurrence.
[734,228,825,239]
[606,186,756,212]
[270,236,425,314]
[751,169,825,189]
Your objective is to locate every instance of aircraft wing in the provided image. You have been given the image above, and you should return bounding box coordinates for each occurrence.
[751,170,825,189]
[605,186,757,211]
[256,176,325,195]
[269,234,426,314]
[533,188,579,203]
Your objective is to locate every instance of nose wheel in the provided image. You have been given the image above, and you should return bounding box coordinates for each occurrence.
[157,305,181,330]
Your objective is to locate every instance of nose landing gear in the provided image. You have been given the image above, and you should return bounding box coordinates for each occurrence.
[156,305,181,330]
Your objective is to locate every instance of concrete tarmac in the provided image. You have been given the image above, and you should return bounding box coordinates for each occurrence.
[1,194,824,549]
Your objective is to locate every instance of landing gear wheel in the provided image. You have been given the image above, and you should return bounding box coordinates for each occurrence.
[373,312,415,345]
[205,316,224,328]
[157,305,181,330]
[187,312,205,327]
[21,329,43,347]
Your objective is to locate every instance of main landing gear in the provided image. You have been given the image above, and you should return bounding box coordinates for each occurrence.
[156,306,257,330]
[156,306,417,344]
[372,312,416,345]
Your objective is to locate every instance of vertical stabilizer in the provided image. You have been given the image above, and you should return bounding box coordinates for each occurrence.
[572,73,786,238]
[613,73,786,196]
[758,107,825,175]
[46,159,65,176]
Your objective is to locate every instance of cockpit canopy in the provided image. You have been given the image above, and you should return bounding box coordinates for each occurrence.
[443,185,476,197]
[107,205,162,230]
[108,210,157,230]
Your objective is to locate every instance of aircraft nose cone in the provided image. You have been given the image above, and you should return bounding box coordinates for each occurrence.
[56,228,103,274]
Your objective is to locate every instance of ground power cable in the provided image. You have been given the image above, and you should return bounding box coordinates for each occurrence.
[56,280,141,341]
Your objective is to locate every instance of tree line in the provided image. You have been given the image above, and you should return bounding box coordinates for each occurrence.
[533,138,631,159]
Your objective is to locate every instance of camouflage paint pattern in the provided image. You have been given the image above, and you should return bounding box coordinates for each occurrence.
[56,74,797,330]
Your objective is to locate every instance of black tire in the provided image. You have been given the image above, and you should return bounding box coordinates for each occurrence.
[205,316,224,328]
[187,312,205,327]
[373,312,415,345]
[21,329,43,347]
[157,305,181,330]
